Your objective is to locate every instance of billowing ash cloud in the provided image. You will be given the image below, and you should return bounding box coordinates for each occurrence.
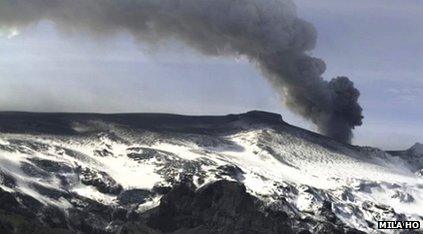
[0,0,363,142]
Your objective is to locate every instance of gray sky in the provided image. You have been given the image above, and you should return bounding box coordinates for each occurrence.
[0,0,422,149]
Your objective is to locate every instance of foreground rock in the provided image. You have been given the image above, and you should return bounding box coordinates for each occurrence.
[127,180,293,234]
[0,180,368,234]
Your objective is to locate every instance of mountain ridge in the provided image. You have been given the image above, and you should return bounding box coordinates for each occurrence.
[0,111,421,233]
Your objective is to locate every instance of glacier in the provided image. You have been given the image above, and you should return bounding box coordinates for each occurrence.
[0,111,421,233]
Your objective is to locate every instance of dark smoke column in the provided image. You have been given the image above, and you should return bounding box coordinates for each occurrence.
[0,0,363,142]
[261,53,363,143]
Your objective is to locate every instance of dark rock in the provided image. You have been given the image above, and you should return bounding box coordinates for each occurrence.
[66,196,113,232]
[317,201,339,223]
[314,223,344,234]
[118,222,161,234]
[178,173,196,189]
[0,171,16,188]
[0,190,19,210]
[20,162,51,178]
[15,193,44,214]
[57,174,71,188]
[28,158,73,173]
[112,208,128,221]
[68,208,109,234]
[40,206,68,229]
[365,220,375,228]
[152,184,172,195]
[118,189,152,205]
[391,190,415,203]
[346,228,367,234]
[297,230,312,234]
[94,149,114,157]
[8,139,50,152]
[126,147,163,161]
[126,209,141,221]
[146,180,294,234]
[217,165,245,181]
[196,176,205,185]
[127,153,153,161]
[0,209,73,234]
[0,189,35,218]
[85,202,114,221]
[31,183,70,199]
[0,218,13,234]
[79,167,123,195]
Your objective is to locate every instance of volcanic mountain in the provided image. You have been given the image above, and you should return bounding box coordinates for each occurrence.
[0,111,421,233]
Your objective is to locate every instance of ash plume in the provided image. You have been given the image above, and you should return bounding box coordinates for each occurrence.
[0,0,363,142]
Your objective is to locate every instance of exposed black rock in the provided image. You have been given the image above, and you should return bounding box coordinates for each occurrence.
[127,147,166,161]
[118,189,152,205]
[314,223,344,234]
[28,158,73,173]
[20,162,51,178]
[0,178,376,234]
[217,164,245,181]
[30,183,70,200]
[79,167,123,195]
[152,184,172,195]
[0,171,16,188]
[0,188,72,233]
[317,201,339,224]
[145,180,294,234]
[94,149,114,157]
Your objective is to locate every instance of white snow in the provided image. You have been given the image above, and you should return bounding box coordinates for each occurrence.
[0,124,422,231]
[73,184,116,204]
[98,155,162,190]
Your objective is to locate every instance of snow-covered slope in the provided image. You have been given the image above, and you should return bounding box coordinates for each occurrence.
[0,111,421,233]
[388,143,423,180]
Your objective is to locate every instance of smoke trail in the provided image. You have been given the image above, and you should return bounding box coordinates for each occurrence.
[0,0,363,142]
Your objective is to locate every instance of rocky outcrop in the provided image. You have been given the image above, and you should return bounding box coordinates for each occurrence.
[0,180,367,234]
[144,180,293,234]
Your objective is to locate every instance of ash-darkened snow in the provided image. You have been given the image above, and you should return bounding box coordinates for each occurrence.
[0,111,421,233]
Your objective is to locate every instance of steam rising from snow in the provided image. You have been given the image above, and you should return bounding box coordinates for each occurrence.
[0,0,363,142]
